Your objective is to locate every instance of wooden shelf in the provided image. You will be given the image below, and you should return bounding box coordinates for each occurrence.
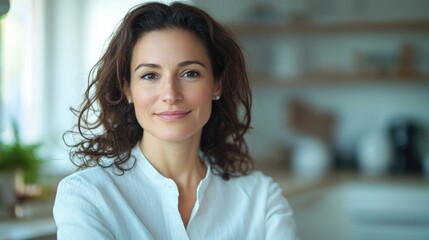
[229,20,429,36]
[249,74,429,88]
[232,20,429,88]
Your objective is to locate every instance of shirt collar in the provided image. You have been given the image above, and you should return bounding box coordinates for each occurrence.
[132,144,165,183]
[131,143,211,198]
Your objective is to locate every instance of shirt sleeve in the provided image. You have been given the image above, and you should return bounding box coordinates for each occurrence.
[53,176,114,240]
[265,179,298,240]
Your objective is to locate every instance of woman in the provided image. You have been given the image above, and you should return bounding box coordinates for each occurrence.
[54,2,297,239]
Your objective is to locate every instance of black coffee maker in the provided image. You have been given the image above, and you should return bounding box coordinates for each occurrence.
[389,119,421,174]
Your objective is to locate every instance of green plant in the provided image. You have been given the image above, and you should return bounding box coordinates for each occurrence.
[0,122,42,183]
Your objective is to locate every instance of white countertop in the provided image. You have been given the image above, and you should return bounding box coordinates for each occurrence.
[0,216,56,240]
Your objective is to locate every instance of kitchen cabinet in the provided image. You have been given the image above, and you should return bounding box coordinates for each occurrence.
[227,20,429,87]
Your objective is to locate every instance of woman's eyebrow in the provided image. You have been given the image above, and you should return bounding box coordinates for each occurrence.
[134,63,161,72]
[134,60,207,72]
[178,60,207,69]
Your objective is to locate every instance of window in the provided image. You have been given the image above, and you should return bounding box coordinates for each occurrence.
[1,0,192,174]
[1,0,44,144]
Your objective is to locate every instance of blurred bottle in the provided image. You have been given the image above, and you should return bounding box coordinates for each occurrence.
[389,119,422,174]
[423,153,429,179]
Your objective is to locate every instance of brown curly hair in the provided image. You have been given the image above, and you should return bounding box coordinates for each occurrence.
[64,2,253,180]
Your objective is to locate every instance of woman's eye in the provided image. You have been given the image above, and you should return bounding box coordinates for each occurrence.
[182,71,200,79]
[140,73,158,80]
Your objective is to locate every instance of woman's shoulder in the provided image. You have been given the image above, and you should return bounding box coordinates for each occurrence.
[215,170,276,193]
[233,170,273,184]
[59,154,138,184]
[57,166,113,191]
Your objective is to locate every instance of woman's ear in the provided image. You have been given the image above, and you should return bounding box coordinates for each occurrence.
[213,79,222,99]
[124,80,132,103]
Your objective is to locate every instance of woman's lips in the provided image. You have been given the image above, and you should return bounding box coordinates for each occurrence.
[154,110,191,121]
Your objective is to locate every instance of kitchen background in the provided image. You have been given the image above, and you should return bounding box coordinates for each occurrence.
[1,0,429,239]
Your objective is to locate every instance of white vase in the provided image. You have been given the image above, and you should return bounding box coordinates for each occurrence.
[357,131,393,176]
[292,138,332,178]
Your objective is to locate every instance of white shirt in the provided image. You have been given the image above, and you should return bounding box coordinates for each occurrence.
[53,145,297,239]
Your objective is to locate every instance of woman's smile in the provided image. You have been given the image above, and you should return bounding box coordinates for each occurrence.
[154,110,192,121]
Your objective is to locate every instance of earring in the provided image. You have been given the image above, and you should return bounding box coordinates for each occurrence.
[213,96,220,101]
[127,98,132,104]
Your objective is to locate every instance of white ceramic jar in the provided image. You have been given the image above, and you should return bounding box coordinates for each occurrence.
[357,131,393,176]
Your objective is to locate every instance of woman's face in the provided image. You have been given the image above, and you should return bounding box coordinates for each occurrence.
[127,29,221,143]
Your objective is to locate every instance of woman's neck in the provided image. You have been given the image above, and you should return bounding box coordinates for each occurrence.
[139,133,207,228]
[139,133,206,188]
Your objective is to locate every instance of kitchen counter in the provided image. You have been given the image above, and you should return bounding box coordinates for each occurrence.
[258,165,429,240]
[257,165,429,197]
[0,216,56,240]
[0,200,56,240]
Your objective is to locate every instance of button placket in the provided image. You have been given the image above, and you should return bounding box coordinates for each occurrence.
[162,179,189,239]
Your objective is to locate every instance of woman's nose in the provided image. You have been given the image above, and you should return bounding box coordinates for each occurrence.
[161,77,183,104]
